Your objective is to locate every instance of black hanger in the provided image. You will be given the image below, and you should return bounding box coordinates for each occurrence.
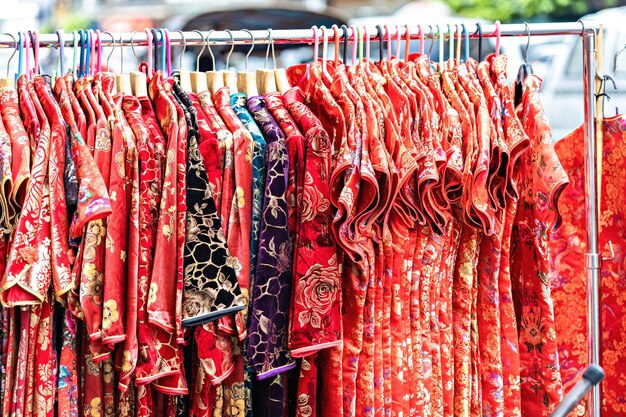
[476,22,483,62]
[514,23,534,106]
[341,25,349,63]
[151,28,159,72]
[375,25,383,61]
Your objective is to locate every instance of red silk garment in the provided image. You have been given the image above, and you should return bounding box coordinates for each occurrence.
[551,115,626,417]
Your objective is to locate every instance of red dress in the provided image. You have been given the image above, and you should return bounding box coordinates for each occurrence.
[510,74,566,417]
[550,115,626,417]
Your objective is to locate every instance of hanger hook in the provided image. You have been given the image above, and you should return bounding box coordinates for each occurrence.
[4,33,17,80]
[177,30,186,70]
[55,30,65,76]
[494,20,501,56]
[523,22,531,63]
[102,31,115,71]
[241,29,254,72]
[332,24,340,65]
[427,25,435,56]
[193,29,206,72]
[225,29,235,70]
[205,30,216,70]
[341,24,349,64]
[476,22,483,61]
[129,31,139,60]
[264,28,276,70]
[321,26,330,68]
[461,23,469,62]
[376,25,384,62]
[404,24,411,63]
[310,26,319,65]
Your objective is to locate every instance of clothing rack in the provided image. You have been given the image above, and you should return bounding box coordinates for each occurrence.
[0,22,602,416]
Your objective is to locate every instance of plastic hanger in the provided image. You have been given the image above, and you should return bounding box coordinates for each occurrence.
[384,24,391,60]
[222,29,238,93]
[362,25,370,68]
[404,24,411,63]
[96,29,102,73]
[446,23,454,68]
[514,22,535,106]
[321,26,331,75]
[72,30,79,78]
[85,30,91,75]
[462,23,469,62]
[357,26,364,63]
[163,28,171,75]
[150,28,160,73]
[205,30,223,95]
[236,29,258,97]
[395,25,401,59]
[341,25,349,64]
[25,31,35,80]
[494,21,501,57]
[56,29,65,78]
[78,29,86,77]
[349,25,358,66]
[376,25,384,62]
[332,24,340,65]
[257,29,278,95]
[455,24,462,63]
[476,22,483,62]
[437,24,444,71]
[0,33,17,87]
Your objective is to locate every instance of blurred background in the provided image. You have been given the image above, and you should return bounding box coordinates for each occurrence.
[4,0,626,138]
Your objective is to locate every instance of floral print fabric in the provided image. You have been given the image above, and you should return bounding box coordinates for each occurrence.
[550,115,626,417]
[0,51,579,417]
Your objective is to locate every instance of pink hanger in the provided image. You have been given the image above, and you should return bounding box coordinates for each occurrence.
[311,26,319,63]
[144,28,153,78]
[164,28,171,75]
[24,31,31,80]
[96,29,102,72]
[32,31,39,78]
[494,20,501,56]
[384,24,391,60]
[396,25,401,58]
[349,25,358,66]
[404,24,411,63]
[332,24,340,65]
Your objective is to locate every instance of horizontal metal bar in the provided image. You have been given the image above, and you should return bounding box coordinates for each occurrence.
[0,21,600,49]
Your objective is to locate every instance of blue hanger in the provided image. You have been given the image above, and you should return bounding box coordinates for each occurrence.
[85,30,91,75]
[159,28,167,74]
[78,29,85,77]
[461,24,469,62]
[17,31,23,81]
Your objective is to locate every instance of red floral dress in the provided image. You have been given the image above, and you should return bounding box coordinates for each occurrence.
[550,116,626,417]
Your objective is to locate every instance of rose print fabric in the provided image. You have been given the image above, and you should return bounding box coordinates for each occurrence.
[0,51,581,417]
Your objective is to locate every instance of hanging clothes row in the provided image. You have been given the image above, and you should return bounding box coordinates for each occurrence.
[0,23,601,417]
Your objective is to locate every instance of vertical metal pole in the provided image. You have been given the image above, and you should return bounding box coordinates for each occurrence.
[582,29,601,417]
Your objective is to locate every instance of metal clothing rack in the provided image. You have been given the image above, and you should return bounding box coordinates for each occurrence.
[0,22,603,417]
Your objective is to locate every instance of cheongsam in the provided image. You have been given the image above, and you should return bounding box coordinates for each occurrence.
[550,115,626,417]
[513,74,568,416]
